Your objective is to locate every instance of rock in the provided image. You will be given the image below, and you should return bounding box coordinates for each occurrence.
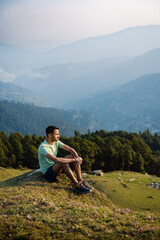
[97,171,103,176]
[118,177,122,181]
[129,178,135,182]
[93,170,103,176]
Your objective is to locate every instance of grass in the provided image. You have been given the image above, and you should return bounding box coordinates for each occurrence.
[0,167,31,182]
[0,167,160,240]
[85,171,160,212]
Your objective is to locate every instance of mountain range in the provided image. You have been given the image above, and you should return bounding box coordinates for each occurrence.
[74,73,160,134]
[0,25,160,135]
[0,25,160,77]
[0,81,50,107]
[1,73,160,135]
[14,47,160,108]
[45,25,160,62]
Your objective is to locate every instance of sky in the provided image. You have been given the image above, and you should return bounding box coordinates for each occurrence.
[0,0,160,49]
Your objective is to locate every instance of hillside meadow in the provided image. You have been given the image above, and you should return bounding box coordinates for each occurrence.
[86,171,160,212]
[0,168,160,240]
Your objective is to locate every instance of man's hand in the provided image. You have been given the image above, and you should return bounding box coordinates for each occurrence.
[75,157,83,165]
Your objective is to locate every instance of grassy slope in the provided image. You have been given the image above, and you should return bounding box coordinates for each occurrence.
[0,168,160,240]
[0,168,30,182]
[87,171,160,212]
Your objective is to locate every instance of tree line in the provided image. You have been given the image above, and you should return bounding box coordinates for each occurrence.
[0,129,160,176]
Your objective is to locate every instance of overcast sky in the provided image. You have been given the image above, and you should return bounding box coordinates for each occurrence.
[0,0,160,49]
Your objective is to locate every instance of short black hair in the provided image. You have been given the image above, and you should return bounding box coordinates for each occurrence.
[46,126,59,137]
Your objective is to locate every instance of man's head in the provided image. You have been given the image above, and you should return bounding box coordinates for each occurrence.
[46,126,60,141]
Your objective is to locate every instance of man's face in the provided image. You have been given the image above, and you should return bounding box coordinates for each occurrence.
[51,129,60,141]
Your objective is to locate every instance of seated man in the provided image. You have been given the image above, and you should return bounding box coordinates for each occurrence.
[38,126,92,194]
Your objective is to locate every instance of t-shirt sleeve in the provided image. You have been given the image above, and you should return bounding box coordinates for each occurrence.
[58,140,64,148]
[39,146,49,156]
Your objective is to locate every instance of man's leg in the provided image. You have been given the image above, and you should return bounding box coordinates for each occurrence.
[52,162,78,184]
[65,154,82,181]
[65,155,93,191]
[52,159,91,194]
[72,162,82,181]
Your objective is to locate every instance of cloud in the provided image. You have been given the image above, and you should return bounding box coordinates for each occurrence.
[0,68,16,83]
[28,71,50,79]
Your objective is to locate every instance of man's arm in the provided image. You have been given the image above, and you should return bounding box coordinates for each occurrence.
[45,153,78,164]
[61,144,82,165]
[61,144,79,158]
[45,144,82,165]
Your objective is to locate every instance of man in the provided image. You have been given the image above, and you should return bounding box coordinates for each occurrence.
[38,126,92,194]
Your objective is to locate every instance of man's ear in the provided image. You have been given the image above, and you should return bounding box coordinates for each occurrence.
[48,133,52,138]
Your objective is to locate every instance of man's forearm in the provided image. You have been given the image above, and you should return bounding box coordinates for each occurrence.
[68,148,79,158]
[45,153,76,164]
[62,144,79,158]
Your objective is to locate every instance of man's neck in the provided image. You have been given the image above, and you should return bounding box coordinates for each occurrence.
[46,138,54,145]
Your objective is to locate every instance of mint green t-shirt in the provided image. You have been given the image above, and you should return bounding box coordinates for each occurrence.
[38,140,64,174]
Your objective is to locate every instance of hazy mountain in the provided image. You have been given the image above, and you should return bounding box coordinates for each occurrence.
[14,48,160,108]
[0,81,50,107]
[14,56,131,108]
[0,25,160,76]
[75,73,160,134]
[0,101,99,137]
[46,25,160,63]
[0,43,46,76]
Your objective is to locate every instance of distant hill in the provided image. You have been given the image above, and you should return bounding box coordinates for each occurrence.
[0,43,45,76]
[14,48,160,108]
[0,25,160,76]
[0,101,98,137]
[74,73,160,134]
[0,81,50,107]
[46,25,160,62]
[14,56,130,107]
